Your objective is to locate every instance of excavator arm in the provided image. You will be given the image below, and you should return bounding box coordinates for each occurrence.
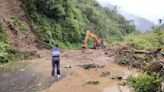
[83,31,101,48]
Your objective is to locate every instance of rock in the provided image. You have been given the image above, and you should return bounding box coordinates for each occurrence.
[117,76,123,80]
[119,80,127,86]
[111,77,116,80]
[64,65,72,68]
[100,71,110,77]
[20,68,25,72]
[110,75,123,80]
[104,52,108,55]
[110,75,117,79]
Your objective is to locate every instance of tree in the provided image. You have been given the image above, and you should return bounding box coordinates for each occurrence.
[158,19,162,24]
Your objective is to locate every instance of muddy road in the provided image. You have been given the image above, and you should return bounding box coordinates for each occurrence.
[0,49,138,92]
[0,57,61,92]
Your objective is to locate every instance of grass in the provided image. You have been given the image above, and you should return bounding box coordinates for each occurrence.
[11,16,28,31]
[124,28,164,50]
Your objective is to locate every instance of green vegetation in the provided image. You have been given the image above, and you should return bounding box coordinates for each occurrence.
[21,0,136,48]
[0,22,25,63]
[128,73,163,92]
[125,27,164,50]
[50,40,82,49]
[0,22,17,63]
[11,16,28,31]
[117,26,164,92]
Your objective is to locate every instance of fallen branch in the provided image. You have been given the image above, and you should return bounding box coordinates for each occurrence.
[123,49,164,55]
[123,50,151,54]
[122,49,164,66]
[78,63,105,70]
[82,81,100,86]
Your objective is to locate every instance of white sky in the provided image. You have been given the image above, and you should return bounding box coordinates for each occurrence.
[97,0,164,23]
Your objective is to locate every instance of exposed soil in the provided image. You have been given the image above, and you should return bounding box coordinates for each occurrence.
[0,0,41,55]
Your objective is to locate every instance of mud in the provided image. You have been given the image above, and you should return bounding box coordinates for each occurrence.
[0,50,138,92]
[0,61,60,92]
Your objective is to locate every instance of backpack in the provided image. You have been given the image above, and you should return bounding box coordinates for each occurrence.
[52,47,60,56]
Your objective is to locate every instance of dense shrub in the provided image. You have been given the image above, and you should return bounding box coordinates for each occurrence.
[128,73,163,92]
[11,16,28,31]
[0,22,17,63]
[21,0,137,47]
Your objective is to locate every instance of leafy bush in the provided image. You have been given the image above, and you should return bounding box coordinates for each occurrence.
[0,22,21,63]
[0,22,23,64]
[128,73,163,92]
[11,16,28,31]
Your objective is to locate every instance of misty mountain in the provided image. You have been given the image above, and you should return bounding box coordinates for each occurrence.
[120,12,154,32]
[96,0,154,32]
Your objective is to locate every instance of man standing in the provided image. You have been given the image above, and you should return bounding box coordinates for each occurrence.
[51,44,61,78]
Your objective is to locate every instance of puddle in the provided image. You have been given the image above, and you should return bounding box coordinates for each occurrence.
[0,63,61,92]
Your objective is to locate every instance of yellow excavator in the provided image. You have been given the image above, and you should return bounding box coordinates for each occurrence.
[82,30,106,49]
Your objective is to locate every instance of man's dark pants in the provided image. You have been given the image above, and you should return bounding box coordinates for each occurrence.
[51,56,60,76]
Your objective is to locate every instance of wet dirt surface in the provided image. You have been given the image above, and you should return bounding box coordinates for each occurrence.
[41,50,138,92]
[0,62,57,92]
[0,50,138,92]
[0,64,36,92]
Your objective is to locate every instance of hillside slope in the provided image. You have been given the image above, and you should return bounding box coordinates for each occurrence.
[0,0,137,50]
[0,0,137,62]
[21,0,137,45]
[0,0,48,63]
[0,0,41,52]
